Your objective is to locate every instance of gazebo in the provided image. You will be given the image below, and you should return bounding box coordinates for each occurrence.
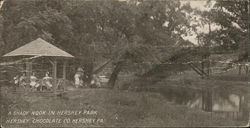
[3,38,74,87]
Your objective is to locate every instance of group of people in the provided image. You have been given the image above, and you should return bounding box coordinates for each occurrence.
[13,71,53,91]
[74,67,101,88]
[13,67,103,90]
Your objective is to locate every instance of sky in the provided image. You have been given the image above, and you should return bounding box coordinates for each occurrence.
[181,0,217,44]
[0,0,4,9]
[184,0,209,11]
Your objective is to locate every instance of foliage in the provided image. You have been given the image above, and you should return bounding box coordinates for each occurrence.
[196,0,249,56]
[1,0,73,54]
[0,0,195,87]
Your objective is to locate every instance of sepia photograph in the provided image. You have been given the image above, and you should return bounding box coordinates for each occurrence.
[0,0,249,127]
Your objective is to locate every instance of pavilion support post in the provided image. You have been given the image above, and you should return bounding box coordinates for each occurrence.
[63,61,67,79]
[25,61,32,78]
[30,62,32,75]
[25,61,29,76]
[62,61,67,91]
[52,60,57,89]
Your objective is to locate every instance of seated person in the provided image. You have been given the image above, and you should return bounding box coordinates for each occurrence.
[90,74,101,88]
[19,73,27,87]
[13,75,19,86]
[42,72,53,90]
[30,72,40,90]
[13,75,19,92]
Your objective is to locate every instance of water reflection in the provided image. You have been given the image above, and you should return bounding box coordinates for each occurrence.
[152,86,248,121]
[213,93,240,112]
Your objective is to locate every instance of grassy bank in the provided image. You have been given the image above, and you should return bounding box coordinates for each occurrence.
[1,86,247,127]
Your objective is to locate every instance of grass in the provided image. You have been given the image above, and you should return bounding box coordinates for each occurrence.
[1,86,248,127]
[1,66,249,127]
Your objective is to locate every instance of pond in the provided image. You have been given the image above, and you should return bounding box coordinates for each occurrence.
[149,85,249,121]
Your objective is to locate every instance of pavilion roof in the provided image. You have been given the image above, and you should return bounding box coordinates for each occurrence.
[3,38,74,58]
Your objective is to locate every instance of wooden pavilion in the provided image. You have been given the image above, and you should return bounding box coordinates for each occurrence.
[2,38,74,87]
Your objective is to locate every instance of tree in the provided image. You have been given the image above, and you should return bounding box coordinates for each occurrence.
[65,0,194,88]
[0,0,194,88]
[0,0,74,55]
[104,0,194,88]
[197,0,248,57]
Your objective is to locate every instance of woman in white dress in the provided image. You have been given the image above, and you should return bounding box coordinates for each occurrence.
[74,73,80,88]
[19,73,27,88]
[13,75,19,91]
[43,72,53,90]
[74,67,84,88]
[30,72,40,90]
[13,75,19,85]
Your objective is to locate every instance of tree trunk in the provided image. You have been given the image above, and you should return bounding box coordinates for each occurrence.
[207,56,210,76]
[245,66,248,75]
[108,61,124,89]
[202,89,212,112]
[201,58,205,79]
